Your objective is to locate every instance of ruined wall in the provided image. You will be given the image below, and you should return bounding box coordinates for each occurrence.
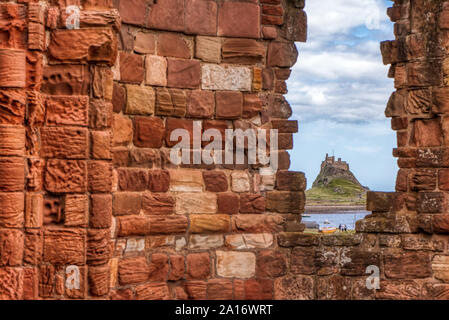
[0,0,307,300]
[275,0,449,300]
[1,0,448,301]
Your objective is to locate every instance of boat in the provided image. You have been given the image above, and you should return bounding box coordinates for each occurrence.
[320,227,337,234]
[302,214,311,218]
[323,219,330,224]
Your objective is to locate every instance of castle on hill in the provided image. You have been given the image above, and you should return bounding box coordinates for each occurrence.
[320,153,349,171]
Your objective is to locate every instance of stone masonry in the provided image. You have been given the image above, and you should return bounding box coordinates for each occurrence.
[0,0,448,300]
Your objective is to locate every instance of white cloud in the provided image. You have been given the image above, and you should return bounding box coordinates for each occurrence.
[287,0,394,124]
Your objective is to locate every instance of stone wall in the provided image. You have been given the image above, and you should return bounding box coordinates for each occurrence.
[1,0,448,301]
[0,0,307,300]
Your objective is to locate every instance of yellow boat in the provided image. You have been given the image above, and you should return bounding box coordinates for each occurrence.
[320,227,337,234]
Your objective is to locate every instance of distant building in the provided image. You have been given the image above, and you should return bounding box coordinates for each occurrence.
[320,153,349,171]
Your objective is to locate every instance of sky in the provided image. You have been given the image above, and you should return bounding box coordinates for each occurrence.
[287,0,398,191]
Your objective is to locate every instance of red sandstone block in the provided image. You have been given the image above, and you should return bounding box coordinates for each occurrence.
[148,253,169,282]
[43,228,86,265]
[142,193,174,215]
[412,118,442,147]
[88,264,110,297]
[202,120,228,148]
[0,127,25,157]
[240,193,265,213]
[45,95,89,126]
[45,160,87,193]
[90,194,112,229]
[185,0,217,35]
[148,215,188,234]
[276,171,306,191]
[89,100,113,130]
[113,192,141,216]
[215,91,243,119]
[169,255,185,281]
[187,253,211,280]
[0,229,23,266]
[439,169,449,191]
[417,192,444,213]
[88,161,113,193]
[0,267,24,300]
[167,59,201,89]
[243,94,262,119]
[165,118,194,147]
[0,158,24,192]
[218,193,240,214]
[244,279,273,300]
[267,42,298,67]
[116,215,151,237]
[118,168,149,191]
[262,4,284,16]
[40,127,88,159]
[147,0,185,32]
[118,0,147,26]
[133,116,165,148]
[391,117,408,130]
[187,90,215,118]
[0,193,24,228]
[112,82,126,113]
[48,29,117,65]
[384,252,431,279]
[183,281,207,300]
[120,52,144,84]
[218,2,261,39]
[433,215,449,234]
[135,283,170,300]
[256,250,287,278]
[207,279,233,300]
[203,170,228,192]
[118,256,149,285]
[86,229,111,266]
[262,15,284,26]
[157,33,191,59]
[232,214,284,233]
[278,133,294,149]
[148,169,170,192]
[0,49,26,88]
[271,120,298,133]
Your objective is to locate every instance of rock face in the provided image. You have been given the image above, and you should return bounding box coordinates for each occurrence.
[307,154,368,205]
[1,0,447,302]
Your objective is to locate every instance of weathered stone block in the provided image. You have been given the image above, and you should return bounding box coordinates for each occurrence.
[45,160,87,193]
[218,2,260,39]
[202,64,252,91]
[216,251,256,278]
[145,55,167,86]
[175,193,217,214]
[43,229,86,265]
[40,127,88,159]
[133,116,165,148]
[49,28,117,65]
[125,85,155,115]
[190,214,229,233]
[167,58,201,89]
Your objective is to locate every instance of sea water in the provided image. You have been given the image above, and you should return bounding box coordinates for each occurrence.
[302,211,370,230]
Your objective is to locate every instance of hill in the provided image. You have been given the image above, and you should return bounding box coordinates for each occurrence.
[306,154,368,207]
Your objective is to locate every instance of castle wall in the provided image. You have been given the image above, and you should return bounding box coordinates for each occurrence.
[0,0,448,301]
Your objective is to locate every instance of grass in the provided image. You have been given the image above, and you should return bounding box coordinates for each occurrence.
[306,178,367,206]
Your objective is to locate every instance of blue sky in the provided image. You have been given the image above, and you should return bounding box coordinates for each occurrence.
[287,0,397,191]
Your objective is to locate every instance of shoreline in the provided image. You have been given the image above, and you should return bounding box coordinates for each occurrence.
[305,205,367,213]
